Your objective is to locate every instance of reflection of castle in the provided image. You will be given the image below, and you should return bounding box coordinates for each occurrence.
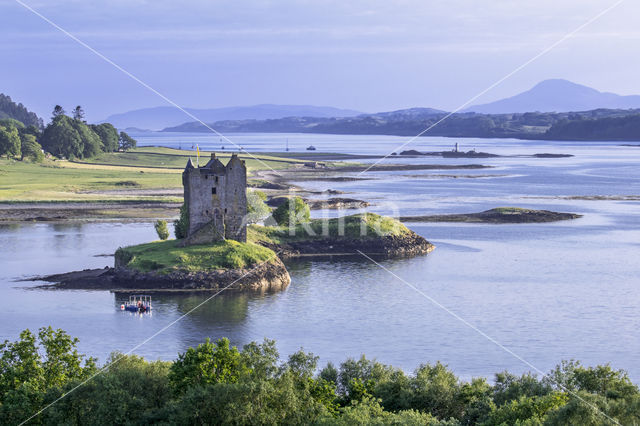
[182,153,247,244]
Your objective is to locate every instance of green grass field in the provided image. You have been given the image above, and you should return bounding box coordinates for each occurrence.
[77,147,307,171]
[115,239,277,273]
[0,147,305,202]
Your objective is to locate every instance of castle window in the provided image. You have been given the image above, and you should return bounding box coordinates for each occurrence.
[212,187,217,194]
[215,176,219,183]
[224,208,227,214]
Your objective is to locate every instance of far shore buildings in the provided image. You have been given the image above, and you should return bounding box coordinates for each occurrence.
[182,153,247,244]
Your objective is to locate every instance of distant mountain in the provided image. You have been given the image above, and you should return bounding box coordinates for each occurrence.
[467,79,640,114]
[100,104,363,130]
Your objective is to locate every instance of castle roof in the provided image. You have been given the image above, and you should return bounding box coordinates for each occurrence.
[204,153,226,173]
[184,158,195,169]
[226,153,246,169]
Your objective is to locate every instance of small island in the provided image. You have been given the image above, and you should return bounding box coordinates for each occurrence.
[400,207,582,224]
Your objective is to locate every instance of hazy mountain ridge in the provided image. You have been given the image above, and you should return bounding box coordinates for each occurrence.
[162,107,640,141]
[100,104,363,130]
[466,79,640,113]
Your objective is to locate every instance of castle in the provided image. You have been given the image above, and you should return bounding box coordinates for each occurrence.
[181,153,247,245]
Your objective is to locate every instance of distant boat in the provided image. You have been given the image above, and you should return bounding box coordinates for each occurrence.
[306,145,316,151]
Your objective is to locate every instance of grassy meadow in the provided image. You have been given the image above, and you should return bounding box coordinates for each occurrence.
[0,147,305,202]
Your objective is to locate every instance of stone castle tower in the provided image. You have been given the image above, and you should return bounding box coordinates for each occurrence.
[182,153,247,244]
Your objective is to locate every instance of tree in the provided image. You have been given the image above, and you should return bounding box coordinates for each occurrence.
[0,327,97,424]
[0,94,42,128]
[72,118,102,158]
[168,338,247,394]
[72,105,85,121]
[272,196,310,226]
[51,105,65,120]
[40,115,102,159]
[118,131,137,151]
[154,220,169,240]
[246,190,272,224]
[0,125,21,158]
[90,123,119,152]
[20,134,44,162]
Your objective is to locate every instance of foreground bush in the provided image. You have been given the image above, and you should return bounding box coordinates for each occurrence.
[1,329,639,425]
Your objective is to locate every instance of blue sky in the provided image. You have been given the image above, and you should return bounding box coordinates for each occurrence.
[1,0,639,122]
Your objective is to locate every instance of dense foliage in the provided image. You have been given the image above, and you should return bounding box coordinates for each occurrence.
[0,118,44,162]
[1,98,137,160]
[1,330,638,425]
[90,123,119,152]
[118,131,137,151]
[272,196,311,226]
[154,219,170,240]
[0,94,42,128]
[174,202,189,239]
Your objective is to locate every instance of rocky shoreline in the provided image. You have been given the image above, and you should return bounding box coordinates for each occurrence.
[33,257,291,293]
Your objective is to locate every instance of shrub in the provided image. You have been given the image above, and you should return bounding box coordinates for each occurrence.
[272,197,310,226]
[174,203,189,239]
[154,220,170,240]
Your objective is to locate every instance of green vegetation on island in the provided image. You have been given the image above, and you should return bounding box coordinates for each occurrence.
[1,328,639,425]
[115,239,277,273]
[249,212,411,245]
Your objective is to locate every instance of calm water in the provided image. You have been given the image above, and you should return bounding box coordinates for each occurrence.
[1,133,639,382]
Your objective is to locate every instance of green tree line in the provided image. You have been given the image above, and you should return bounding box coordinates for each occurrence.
[0,98,137,161]
[1,328,638,425]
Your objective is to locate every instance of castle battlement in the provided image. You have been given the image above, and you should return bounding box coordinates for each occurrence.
[182,153,247,244]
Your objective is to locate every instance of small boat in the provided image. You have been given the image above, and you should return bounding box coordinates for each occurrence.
[306,145,316,151]
[120,295,152,313]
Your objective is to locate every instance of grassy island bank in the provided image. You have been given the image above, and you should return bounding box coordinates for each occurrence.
[115,239,276,273]
[249,213,435,257]
[38,239,290,292]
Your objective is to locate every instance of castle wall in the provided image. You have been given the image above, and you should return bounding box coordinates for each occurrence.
[223,156,248,242]
[182,154,247,244]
